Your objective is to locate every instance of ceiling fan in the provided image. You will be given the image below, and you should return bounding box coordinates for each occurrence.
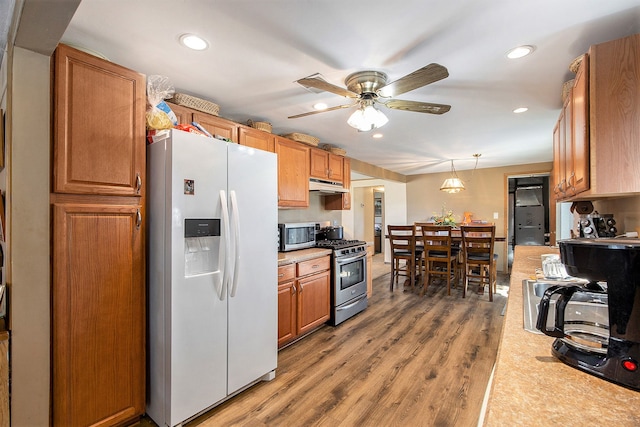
[289,63,451,131]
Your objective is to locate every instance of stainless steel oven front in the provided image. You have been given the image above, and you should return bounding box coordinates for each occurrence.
[330,245,368,326]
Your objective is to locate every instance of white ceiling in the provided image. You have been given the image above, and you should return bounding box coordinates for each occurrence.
[59,0,640,175]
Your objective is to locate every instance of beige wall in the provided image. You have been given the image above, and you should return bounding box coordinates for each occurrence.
[592,196,640,235]
[277,192,342,226]
[9,47,51,426]
[406,162,553,272]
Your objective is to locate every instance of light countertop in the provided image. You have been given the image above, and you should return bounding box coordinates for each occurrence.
[483,245,640,426]
[278,248,332,266]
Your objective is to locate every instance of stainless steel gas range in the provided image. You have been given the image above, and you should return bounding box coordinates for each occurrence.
[315,239,368,326]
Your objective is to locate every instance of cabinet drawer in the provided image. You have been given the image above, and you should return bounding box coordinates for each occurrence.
[297,256,330,277]
[278,264,295,283]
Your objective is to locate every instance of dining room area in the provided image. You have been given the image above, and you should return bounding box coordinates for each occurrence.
[385,221,505,302]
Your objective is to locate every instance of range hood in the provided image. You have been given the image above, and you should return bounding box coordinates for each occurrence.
[309,179,349,194]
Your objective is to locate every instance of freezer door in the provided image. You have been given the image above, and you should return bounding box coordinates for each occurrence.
[226,143,278,394]
[168,131,229,425]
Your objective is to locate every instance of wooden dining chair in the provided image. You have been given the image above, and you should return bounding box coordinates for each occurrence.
[415,223,459,296]
[460,225,496,301]
[387,225,422,292]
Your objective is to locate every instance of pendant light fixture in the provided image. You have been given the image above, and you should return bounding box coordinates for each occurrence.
[347,99,389,132]
[440,154,481,193]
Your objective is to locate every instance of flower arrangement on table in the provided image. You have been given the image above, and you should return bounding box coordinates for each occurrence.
[431,205,458,226]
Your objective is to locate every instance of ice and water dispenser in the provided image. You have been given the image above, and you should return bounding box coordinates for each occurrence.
[184,218,220,276]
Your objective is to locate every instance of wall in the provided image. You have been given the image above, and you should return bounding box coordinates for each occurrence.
[591,196,640,235]
[406,162,553,272]
[277,192,342,226]
[8,46,50,426]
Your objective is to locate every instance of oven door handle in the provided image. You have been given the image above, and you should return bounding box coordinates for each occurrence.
[336,252,367,264]
[336,294,367,311]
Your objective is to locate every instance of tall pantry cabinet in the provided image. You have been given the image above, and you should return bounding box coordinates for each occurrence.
[51,44,146,426]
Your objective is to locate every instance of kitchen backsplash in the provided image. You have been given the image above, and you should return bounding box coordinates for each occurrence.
[593,196,640,235]
[278,192,342,225]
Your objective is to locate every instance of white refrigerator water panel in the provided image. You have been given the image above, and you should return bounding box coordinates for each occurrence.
[146,130,278,427]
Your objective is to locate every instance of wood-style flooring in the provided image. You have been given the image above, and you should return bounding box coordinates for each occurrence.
[147,268,509,427]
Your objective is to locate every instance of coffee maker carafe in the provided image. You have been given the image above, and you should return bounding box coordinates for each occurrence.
[536,238,640,390]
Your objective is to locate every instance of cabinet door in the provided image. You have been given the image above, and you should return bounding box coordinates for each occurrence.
[297,269,330,336]
[328,153,344,182]
[278,281,297,348]
[275,137,309,208]
[590,34,640,194]
[239,126,275,152]
[571,55,589,196]
[52,200,144,426]
[563,92,574,198]
[552,121,562,201]
[310,148,329,180]
[53,44,145,197]
[324,157,351,210]
[192,112,239,142]
[166,101,194,125]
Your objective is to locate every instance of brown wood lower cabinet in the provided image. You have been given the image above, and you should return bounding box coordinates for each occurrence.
[278,256,331,348]
[52,198,145,426]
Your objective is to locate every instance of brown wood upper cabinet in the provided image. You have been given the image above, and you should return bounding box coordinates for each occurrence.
[553,33,640,201]
[552,54,589,201]
[275,136,310,208]
[54,44,146,197]
[166,101,239,142]
[324,157,351,210]
[238,126,276,152]
[310,147,344,183]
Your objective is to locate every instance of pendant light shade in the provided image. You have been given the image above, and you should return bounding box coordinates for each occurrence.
[440,154,481,193]
[347,101,388,131]
[440,177,465,193]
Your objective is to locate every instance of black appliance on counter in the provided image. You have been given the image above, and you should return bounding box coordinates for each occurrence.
[536,238,640,390]
[315,227,368,326]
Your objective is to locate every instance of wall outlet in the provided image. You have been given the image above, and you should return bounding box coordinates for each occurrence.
[493,212,499,219]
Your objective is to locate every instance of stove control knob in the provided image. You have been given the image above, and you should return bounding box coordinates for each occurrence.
[580,219,591,226]
[583,226,594,235]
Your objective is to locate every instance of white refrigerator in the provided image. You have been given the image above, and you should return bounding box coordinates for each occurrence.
[146,129,278,427]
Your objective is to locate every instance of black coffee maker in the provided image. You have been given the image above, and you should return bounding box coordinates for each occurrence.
[536,238,640,390]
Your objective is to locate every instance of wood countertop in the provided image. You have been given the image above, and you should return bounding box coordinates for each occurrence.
[277,248,332,266]
[483,245,640,426]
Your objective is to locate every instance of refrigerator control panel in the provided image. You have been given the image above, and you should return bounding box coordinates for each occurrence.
[185,218,220,238]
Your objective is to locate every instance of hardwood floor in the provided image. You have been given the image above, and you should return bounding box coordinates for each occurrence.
[169,271,509,427]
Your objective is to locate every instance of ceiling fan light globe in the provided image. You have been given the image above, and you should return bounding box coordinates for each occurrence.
[347,105,388,131]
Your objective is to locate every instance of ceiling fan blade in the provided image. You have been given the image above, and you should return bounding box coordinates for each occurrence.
[296,76,359,98]
[378,63,449,97]
[384,99,451,114]
[288,103,354,119]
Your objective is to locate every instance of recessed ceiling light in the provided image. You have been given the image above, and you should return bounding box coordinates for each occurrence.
[179,34,208,50]
[513,107,529,113]
[313,102,328,111]
[372,133,383,139]
[506,45,535,59]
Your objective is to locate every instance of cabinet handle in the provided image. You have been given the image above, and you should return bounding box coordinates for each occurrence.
[291,284,296,294]
[312,264,319,269]
[135,210,142,229]
[135,173,142,193]
[278,273,284,278]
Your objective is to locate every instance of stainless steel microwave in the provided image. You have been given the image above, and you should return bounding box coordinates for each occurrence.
[278,222,316,252]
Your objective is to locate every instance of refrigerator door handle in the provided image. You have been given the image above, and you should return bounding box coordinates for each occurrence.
[229,190,241,297]
[219,190,231,301]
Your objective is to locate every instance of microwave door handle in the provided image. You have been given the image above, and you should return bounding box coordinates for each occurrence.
[219,190,231,301]
[229,190,241,297]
